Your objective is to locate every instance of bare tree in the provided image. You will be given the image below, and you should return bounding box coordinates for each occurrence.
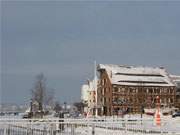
[54,101,62,113]
[31,73,47,114]
[45,89,55,109]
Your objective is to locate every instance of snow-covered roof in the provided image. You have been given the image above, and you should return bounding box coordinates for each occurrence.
[170,75,180,87]
[98,64,175,86]
[170,75,180,82]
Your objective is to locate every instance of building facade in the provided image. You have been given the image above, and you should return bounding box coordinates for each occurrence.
[81,84,89,104]
[170,75,180,109]
[97,64,176,116]
[81,80,97,115]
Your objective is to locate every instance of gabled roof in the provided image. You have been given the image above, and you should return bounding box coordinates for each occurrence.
[98,64,175,87]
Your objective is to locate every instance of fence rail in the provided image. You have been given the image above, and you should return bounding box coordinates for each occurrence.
[0,118,180,135]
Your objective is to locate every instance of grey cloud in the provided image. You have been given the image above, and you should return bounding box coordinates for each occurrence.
[1,1,180,104]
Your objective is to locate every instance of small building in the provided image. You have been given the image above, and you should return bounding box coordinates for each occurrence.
[87,80,97,115]
[97,64,176,116]
[81,79,98,116]
[81,84,89,104]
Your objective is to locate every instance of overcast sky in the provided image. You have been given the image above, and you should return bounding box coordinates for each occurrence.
[1,1,180,105]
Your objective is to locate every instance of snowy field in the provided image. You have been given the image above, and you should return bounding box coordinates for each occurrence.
[0,114,180,135]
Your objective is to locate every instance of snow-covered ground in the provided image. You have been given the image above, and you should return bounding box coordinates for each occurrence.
[0,114,180,135]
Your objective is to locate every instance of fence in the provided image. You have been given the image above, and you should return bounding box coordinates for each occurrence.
[0,117,180,135]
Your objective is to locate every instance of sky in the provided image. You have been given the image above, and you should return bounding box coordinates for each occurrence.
[1,1,180,105]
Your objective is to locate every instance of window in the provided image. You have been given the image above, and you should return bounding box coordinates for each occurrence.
[104,98,106,104]
[102,79,104,85]
[130,98,133,102]
[103,107,107,115]
[157,89,160,94]
[114,87,118,92]
[169,89,173,94]
[171,89,174,94]
[129,88,133,93]
[100,89,102,94]
[170,98,173,103]
[149,89,152,93]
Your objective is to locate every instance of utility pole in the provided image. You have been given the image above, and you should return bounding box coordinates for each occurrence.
[94,61,98,117]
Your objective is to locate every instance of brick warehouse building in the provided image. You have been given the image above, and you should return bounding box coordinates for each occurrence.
[97,64,176,116]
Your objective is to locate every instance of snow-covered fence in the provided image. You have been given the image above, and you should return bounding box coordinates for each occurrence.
[0,118,179,135]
